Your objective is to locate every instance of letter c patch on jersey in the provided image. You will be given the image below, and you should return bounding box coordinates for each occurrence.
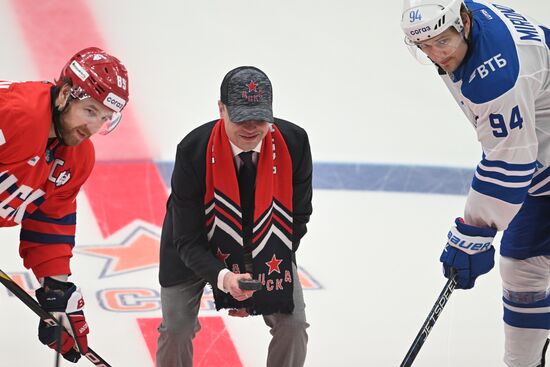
[54,170,71,187]
[48,159,72,187]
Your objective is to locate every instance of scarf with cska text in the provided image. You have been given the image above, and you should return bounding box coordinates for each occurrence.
[204,119,294,315]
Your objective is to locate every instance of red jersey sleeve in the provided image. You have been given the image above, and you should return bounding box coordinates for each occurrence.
[0,81,51,164]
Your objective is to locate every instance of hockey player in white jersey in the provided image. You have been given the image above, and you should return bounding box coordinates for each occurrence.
[401,0,550,366]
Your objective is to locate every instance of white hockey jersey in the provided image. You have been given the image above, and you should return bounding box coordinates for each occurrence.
[441,0,550,231]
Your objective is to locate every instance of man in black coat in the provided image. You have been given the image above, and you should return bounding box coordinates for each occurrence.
[156,66,313,367]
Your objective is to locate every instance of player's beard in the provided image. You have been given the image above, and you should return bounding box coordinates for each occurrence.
[60,125,89,146]
[58,106,90,146]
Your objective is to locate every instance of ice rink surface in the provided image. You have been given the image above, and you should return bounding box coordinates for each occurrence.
[0,0,549,366]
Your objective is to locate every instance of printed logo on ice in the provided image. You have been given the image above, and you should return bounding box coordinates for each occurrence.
[76,226,160,278]
[72,223,323,313]
[95,266,322,313]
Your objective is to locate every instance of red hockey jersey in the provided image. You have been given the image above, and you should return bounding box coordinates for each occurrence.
[0,81,95,278]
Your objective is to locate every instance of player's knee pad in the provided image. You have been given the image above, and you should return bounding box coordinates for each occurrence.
[500,256,550,330]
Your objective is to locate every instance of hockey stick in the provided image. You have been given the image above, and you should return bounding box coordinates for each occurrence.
[400,270,458,367]
[0,269,112,367]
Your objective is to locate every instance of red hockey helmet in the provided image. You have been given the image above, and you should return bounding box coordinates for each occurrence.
[58,47,129,134]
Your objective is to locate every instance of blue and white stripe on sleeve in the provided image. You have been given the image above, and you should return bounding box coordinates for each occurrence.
[529,167,550,196]
[471,157,536,204]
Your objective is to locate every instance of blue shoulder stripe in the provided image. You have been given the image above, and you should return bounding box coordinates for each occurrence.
[457,3,520,104]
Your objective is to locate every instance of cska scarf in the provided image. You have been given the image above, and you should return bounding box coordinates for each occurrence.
[204,119,294,315]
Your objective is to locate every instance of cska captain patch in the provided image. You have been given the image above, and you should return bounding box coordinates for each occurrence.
[54,170,71,187]
[47,159,72,187]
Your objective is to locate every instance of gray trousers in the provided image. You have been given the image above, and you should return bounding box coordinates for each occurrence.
[156,265,309,367]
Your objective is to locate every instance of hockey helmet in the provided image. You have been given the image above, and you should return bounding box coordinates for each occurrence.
[58,47,129,134]
[401,0,465,44]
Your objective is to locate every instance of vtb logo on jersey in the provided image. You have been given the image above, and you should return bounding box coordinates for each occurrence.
[468,53,507,82]
[48,159,72,187]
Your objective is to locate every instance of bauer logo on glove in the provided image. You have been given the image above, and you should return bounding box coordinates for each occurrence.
[440,218,497,289]
[447,227,493,254]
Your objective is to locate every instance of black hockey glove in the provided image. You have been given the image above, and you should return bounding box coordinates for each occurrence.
[36,277,89,363]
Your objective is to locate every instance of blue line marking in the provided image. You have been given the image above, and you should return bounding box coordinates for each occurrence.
[155,161,473,195]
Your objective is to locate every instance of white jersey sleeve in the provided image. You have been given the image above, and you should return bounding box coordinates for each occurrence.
[441,0,550,230]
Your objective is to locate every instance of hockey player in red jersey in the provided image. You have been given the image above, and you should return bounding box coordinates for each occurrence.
[0,47,129,362]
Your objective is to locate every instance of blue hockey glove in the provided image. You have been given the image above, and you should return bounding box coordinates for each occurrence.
[36,277,89,363]
[439,218,497,289]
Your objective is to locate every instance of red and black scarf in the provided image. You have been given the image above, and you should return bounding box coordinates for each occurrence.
[204,119,294,315]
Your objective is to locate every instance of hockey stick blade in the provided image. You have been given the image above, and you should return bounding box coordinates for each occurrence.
[400,271,458,367]
[0,269,112,367]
